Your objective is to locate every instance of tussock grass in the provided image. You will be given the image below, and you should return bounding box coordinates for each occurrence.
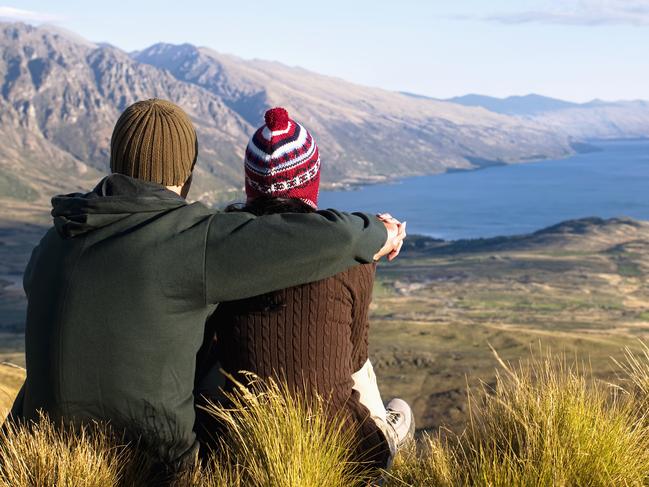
[198,375,368,487]
[459,351,649,486]
[386,345,649,487]
[0,345,648,486]
[615,341,649,411]
[0,377,367,487]
[383,434,458,487]
[0,413,147,487]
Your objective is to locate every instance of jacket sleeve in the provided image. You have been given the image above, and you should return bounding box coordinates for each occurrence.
[204,209,386,303]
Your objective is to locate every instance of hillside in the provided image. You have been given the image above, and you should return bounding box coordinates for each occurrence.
[2,216,648,434]
[0,22,251,211]
[403,217,649,255]
[370,217,649,431]
[447,93,580,116]
[446,93,649,140]
[132,43,574,183]
[0,21,579,212]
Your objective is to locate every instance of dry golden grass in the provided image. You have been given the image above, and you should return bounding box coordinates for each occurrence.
[0,376,369,487]
[615,342,649,412]
[0,362,25,416]
[0,346,647,486]
[0,414,149,487]
[461,353,649,485]
[198,375,369,487]
[386,345,649,487]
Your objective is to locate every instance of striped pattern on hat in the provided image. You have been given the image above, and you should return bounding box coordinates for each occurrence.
[244,107,320,208]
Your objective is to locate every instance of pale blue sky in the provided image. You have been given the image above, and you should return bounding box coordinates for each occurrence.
[2,0,648,102]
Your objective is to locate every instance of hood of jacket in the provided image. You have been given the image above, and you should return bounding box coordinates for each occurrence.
[51,174,188,239]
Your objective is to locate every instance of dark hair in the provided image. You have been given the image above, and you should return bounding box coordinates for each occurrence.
[225,196,316,216]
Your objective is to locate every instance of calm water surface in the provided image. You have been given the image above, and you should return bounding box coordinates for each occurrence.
[319,140,649,240]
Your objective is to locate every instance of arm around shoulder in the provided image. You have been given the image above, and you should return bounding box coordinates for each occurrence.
[204,209,387,303]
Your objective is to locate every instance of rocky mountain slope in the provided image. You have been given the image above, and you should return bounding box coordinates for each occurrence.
[0,22,577,210]
[0,23,252,209]
[133,43,575,184]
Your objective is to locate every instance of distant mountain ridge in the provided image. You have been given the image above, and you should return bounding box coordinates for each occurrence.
[443,93,649,139]
[446,94,580,116]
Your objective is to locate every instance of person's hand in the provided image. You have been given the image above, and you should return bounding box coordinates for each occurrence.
[377,213,406,261]
[373,214,407,261]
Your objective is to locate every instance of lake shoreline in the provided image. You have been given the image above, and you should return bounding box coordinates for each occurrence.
[319,139,649,240]
[323,137,649,194]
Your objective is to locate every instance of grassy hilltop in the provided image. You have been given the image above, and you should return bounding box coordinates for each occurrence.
[0,346,647,486]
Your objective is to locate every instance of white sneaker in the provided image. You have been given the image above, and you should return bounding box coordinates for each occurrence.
[385,398,415,450]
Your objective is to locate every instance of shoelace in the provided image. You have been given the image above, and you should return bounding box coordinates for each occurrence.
[386,409,402,427]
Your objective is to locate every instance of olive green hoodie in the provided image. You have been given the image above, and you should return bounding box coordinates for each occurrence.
[11,174,386,467]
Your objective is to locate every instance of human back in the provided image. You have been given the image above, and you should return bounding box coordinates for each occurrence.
[198,221,390,466]
[20,100,208,465]
[198,197,376,404]
[23,178,215,463]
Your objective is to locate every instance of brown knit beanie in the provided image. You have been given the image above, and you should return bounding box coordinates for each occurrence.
[110,99,197,186]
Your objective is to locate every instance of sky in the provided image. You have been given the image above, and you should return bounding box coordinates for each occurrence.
[2,0,648,102]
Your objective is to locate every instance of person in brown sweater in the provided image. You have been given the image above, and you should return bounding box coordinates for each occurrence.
[194,108,414,471]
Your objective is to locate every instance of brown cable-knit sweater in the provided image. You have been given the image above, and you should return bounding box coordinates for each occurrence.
[195,262,390,467]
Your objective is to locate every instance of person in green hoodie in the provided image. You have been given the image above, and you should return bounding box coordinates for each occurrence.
[7,99,405,475]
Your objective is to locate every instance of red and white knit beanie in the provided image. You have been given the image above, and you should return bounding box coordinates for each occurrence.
[244,107,321,208]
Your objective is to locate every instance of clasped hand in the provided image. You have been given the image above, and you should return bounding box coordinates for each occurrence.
[373,213,406,261]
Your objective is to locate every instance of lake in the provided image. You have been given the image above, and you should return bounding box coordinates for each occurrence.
[319,139,649,240]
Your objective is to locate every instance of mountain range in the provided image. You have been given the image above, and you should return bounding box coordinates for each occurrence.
[446,94,649,139]
[1,21,648,213]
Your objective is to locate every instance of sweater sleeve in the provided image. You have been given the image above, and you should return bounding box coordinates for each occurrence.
[349,263,377,372]
[204,209,387,303]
